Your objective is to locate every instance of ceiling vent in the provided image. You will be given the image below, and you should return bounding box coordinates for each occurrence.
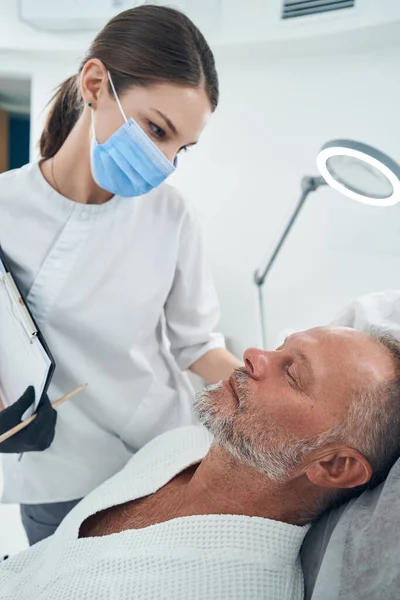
[282,0,355,20]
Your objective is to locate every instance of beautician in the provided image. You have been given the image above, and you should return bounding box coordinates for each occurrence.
[0,5,240,545]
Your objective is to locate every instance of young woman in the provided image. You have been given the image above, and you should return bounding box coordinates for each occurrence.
[0,5,240,545]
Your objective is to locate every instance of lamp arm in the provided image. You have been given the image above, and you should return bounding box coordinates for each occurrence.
[254,175,327,348]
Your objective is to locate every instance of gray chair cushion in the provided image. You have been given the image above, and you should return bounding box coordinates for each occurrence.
[302,460,400,599]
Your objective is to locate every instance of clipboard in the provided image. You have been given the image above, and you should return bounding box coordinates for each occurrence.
[0,245,56,418]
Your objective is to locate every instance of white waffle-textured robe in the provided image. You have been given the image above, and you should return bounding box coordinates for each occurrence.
[0,426,309,600]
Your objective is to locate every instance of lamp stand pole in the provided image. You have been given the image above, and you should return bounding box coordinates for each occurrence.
[254,175,327,349]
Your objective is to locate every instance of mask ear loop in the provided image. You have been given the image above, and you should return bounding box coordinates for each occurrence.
[89,72,127,141]
[107,71,128,123]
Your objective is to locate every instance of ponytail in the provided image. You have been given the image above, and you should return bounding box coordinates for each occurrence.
[39,75,82,160]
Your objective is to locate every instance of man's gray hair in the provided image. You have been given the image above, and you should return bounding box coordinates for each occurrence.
[322,328,400,508]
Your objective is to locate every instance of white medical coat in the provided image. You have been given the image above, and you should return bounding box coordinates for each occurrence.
[0,163,224,503]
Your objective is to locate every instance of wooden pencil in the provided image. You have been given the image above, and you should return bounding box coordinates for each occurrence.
[0,384,87,444]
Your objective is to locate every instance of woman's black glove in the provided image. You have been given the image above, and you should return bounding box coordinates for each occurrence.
[0,387,57,453]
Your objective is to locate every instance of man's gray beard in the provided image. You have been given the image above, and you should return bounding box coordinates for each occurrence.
[194,377,324,482]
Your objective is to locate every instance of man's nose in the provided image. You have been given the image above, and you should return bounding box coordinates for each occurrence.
[243,348,270,380]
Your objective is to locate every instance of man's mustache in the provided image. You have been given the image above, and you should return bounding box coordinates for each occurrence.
[231,366,249,408]
[233,366,248,380]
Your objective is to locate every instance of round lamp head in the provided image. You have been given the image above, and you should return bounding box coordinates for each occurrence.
[316,140,400,207]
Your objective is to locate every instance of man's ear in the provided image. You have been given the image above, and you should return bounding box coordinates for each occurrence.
[304,446,372,489]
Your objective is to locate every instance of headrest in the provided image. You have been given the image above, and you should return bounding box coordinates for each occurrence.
[331,290,400,339]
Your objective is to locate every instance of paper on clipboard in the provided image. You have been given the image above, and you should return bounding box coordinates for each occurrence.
[0,256,53,418]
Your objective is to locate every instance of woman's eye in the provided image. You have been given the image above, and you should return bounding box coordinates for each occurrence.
[178,146,189,154]
[149,122,166,139]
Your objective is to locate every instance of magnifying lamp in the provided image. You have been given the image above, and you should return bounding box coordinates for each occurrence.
[317,140,400,207]
[254,139,400,349]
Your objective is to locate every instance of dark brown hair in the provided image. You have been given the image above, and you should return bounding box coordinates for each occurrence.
[40,5,219,160]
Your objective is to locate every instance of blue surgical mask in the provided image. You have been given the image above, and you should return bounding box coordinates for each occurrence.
[90,72,176,198]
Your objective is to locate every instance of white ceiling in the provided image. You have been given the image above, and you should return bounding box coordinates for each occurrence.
[5,0,400,53]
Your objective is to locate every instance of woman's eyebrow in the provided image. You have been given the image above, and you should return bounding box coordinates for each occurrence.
[150,108,178,135]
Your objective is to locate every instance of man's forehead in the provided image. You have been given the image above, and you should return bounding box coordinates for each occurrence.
[288,326,393,382]
[287,326,369,346]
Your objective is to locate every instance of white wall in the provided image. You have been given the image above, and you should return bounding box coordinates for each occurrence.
[171,44,400,352]
[25,43,400,355]
[11,41,400,353]
[29,63,77,158]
